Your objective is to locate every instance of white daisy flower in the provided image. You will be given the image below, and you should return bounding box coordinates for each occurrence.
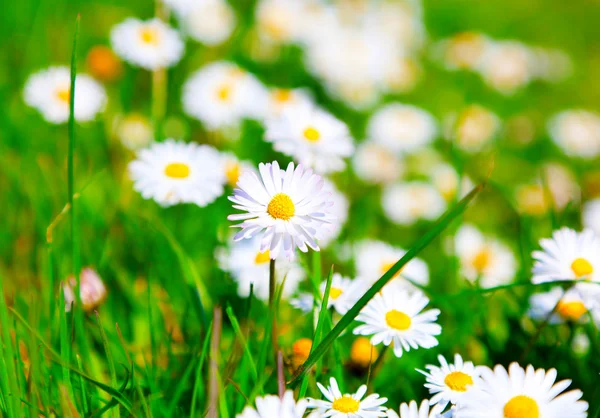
[237,390,314,418]
[24,66,106,124]
[353,287,441,358]
[220,152,254,188]
[128,139,225,207]
[478,41,533,94]
[528,286,598,323]
[548,110,600,158]
[110,18,184,70]
[319,179,349,247]
[290,293,315,313]
[114,113,153,151]
[308,377,388,417]
[436,31,491,71]
[62,268,107,313]
[382,182,447,226]
[355,240,429,290]
[265,102,354,174]
[294,273,367,316]
[455,224,517,288]
[266,87,313,119]
[216,236,304,301]
[255,0,304,43]
[446,105,501,153]
[459,362,589,418]
[386,400,446,418]
[183,61,269,130]
[179,0,236,46]
[228,161,334,260]
[162,0,198,15]
[418,354,481,410]
[353,141,404,185]
[367,104,438,154]
[430,163,473,202]
[532,227,600,284]
[583,198,600,235]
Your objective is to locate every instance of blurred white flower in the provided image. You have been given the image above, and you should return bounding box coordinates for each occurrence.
[478,41,533,94]
[455,224,516,288]
[528,286,598,324]
[181,0,236,46]
[583,198,600,235]
[24,66,106,124]
[319,179,349,247]
[110,18,184,70]
[62,268,107,312]
[183,61,268,130]
[265,102,354,174]
[382,182,446,226]
[237,390,314,418]
[128,139,225,207]
[435,31,490,71]
[220,152,254,188]
[255,0,305,43]
[294,273,366,316]
[447,105,501,153]
[430,163,473,202]
[548,110,600,158]
[266,87,313,119]
[353,141,403,184]
[114,113,153,151]
[386,400,446,418]
[308,377,388,416]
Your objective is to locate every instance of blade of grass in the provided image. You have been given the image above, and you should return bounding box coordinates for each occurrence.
[0,278,20,416]
[225,304,258,383]
[190,323,213,417]
[289,183,483,387]
[95,312,119,418]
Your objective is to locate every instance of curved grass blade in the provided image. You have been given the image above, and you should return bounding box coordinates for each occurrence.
[289,183,484,388]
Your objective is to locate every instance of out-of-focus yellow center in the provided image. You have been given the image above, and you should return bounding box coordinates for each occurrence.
[329,287,343,300]
[385,309,411,331]
[503,395,539,418]
[56,88,71,104]
[303,127,320,142]
[472,248,491,272]
[273,89,292,103]
[139,27,159,45]
[571,258,593,278]
[444,371,473,392]
[254,250,271,264]
[216,84,233,102]
[225,162,241,187]
[557,300,587,321]
[332,396,360,413]
[380,261,403,279]
[350,337,378,367]
[267,193,295,220]
[164,162,190,179]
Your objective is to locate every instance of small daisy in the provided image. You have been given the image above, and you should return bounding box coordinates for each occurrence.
[353,287,441,358]
[353,141,404,185]
[255,0,304,43]
[532,227,600,284]
[459,362,589,418]
[228,161,334,260]
[447,105,501,153]
[478,41,533,94]
[24,66,106,124]
[216,236,304,301]
[430,163,473,202]
[180,0,236,46]
[438,31,490,70]
[114,113,153,151]
[382,182,447,226]
[62,268,107,312]
[548,110,600,159]
[355,240,429,290]
[319,179,349,247]
[418,354,481,410]
[528,286,597,323]
[322,273,367,315]
[237,390,314,418]
[220,152,254,188]
[583,199,600,235]
[367,104,438,154]
[265,102,354,174]
[386,400,446,418]
[455,224,517,288]
[308,377,388,417]
[183,61,268,130]
[266,87,313,118]
[110,18,184,70]
[128,139,225,207]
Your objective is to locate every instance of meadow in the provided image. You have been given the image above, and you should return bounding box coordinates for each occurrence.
[1,0,600,416]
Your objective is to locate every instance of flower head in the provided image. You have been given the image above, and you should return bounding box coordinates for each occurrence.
[382,182,446,226]
[308,377,388,417]
[386,399,446,418]
[548,110,600,159]
[62,268,107,312]
[237,390,314,418]
[180,0,236,46]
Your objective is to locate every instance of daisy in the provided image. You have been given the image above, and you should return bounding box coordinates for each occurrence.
[455,224,517,288]
[319,179,349,247]
[180,0,236,46]
[110,18,184,70]
[382,182,447,226]
[128,139,225,207]
[548,110,600,158]
[24,66,106,124]
[355,240,429,290]
[228,161,334,260]
[182,61,268,130]
[220,152,254,188]
[430,163,473,202]
[583,199,600,235]
[353,141,404,185]
[114,113,153,151]
[308,377,388,417]
[62,268,107,312]
[265,102,354,174]
[447,105,501,153]
[418,354,481,410]
[437,31,490,70]
[532,227,600,283]
[255,0,304,43]
[353,287,441,358]
[216,236,304,301]
[386,400,446,418]
[528,286,598,323]
[266,87,313,118]
[367,104,438,154]
[297,273,367,316]
[237,390,314,418]
[478,41,533,94]
[459,362,588,418]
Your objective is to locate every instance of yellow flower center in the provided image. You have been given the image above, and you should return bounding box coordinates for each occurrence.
[273,89,292,103]
[472,248,491,272]
[254,250,271,264]
[216,84,233,102]
[444,371,474,392]
[56,88,71,104]
[557,300,587,321]
[571,258,593,278]
[350,337,378,368]
[267,193,295,220]
[380,262,403,279]
[139,27,159,45]
[164,162,191,179]
[503,395,539,418]
[329,287,343,300]
[332,396,360,413]
[385,309,411,331]
[303,127,321,142]
[225,162,241,187]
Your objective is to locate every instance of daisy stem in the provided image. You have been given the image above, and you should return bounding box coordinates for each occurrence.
[269,259,279,359]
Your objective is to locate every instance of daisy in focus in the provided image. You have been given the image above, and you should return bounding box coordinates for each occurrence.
[459,362,589,418]
[62,268,107,313]
[528,286,598,323]
[308,377,388,417]
[128,139,225,207]
[532,227,600,283]
[265,102,354,174]
[24,66,106,124]
[454,224,516,288]
[386,400,446,418]
[353,287,441,358]
[547,110,600,159]
[228,161,334,260]
[382,182,447,226]
[237,390,314,418]
[110,18,184,70]
[418,353,481,410]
